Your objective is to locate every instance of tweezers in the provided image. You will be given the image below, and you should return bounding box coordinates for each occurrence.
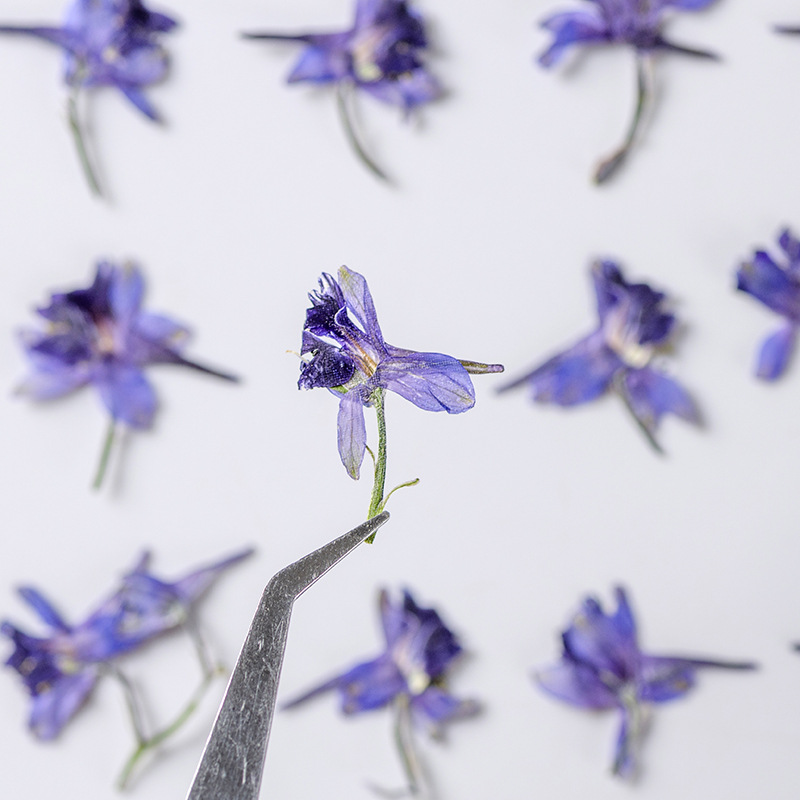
[186,511,389,800]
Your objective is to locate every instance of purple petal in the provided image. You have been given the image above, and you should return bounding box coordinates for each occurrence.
[638,656,698,703]
[337,390,367,479]
[737,251,800,322]
[622,368,699,432]
[120,86,159,120]
[535,660,618,709]
[108,263,144,330]
[16,360,91,400]
[337,266,385,345]
[360,69,442,110]
[17,588,70,632]
[538,11,610,67]
[611,705,637,778]
[93,361,157,428]
[562,587,639,681]
[755,324,796,381]
[378,347,475,412]
[171,548,254,605]
[655,0,716,8]
[0,25,78,49]
[28,670,99,740]
[286,37,349,83]
[499,334,619,406]
[411,685,479,730]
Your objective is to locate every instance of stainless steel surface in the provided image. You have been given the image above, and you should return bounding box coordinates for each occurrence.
[186,512,390,800]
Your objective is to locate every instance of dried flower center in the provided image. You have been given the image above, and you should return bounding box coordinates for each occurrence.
[603,307,653,368]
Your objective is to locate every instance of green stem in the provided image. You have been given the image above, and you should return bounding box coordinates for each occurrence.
[335,80,390,183]
[67,71,102,197]
[393,694,422,796]
[92,418,117,490]
[366,389,388,542]
[594,53,653,185]
[613,373,664,455]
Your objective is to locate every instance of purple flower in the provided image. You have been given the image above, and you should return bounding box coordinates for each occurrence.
[284,588,478,732]
[538,0,718,67]
[18,261,237,485]
[499,260,698,451]
[0,0,176,119]
[243,0,441,179]
[2,548,253,740]
[299,266,502,480]
[0,0,177,193]
[736,228,800,381]
[536,586,756,778]
[538,1,719,182]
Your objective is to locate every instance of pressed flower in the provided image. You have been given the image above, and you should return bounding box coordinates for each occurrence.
[285,588,478,794]
[499,259,698,452]
[736,228,800,381]
[18,260,238,488]
[299,265,502,530]
[535,586,756,778]
[243,0,441,181]
[537,0,720,183]
[0,0,177,195]
[2,548,253,786]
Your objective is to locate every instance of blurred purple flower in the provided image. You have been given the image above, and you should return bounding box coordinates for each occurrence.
[736,228,800,381]
[499,260,698,451]
[538,0,719,67]
[536,586,756,778]
[537,0,719,182]
[18,261,237,485]
[2,548,253,740]
[0,0,177,193]
[299,265,502,480]
[243,0,441,179]
[0,0,176,119]
[285,588,478,732]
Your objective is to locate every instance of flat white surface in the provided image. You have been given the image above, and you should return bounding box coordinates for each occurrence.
[0,1,798,798]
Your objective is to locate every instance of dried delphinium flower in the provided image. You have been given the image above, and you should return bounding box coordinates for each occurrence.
[284,588,479,795]
[298,266,502,536]
[17,260,238,488]
[2,548,253,787]
[535,586,756,778]
[499,260,698,452]
[537,0,720,183]
[736,227,800,381]
[0,0,177,196]
[243,0,441,181]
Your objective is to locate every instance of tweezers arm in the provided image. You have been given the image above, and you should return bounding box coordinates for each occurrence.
[186,512,389,800]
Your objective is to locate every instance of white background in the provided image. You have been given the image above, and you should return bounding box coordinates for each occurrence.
[0,1,798,798]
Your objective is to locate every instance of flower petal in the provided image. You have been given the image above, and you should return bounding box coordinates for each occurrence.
[737,251,800,322]
[377,347,475,412]
[499,334,619,406]
[28,670,99,741]
[638,656,698,702]
[171,548,255,605]
[538,11,610,67]
[535,660,618,709]
[337,390,367,479]
[93,361,157,428]
[411,685,479,731]
[337,266,385,345]
[360,69,442,110]
[17,588,70,632]
[622,368,699,432]
[755,324,796,381]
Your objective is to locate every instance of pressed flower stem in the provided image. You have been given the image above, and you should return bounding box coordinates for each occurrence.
[116,621,223,790]
[92,418,117,490]
[366,388,388,542]
[67,69,102,197]
[613,373,664,455]
[594,53,654,185]
[393,694,423,796]
[336,80,390,183]
[106,665,148,744]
